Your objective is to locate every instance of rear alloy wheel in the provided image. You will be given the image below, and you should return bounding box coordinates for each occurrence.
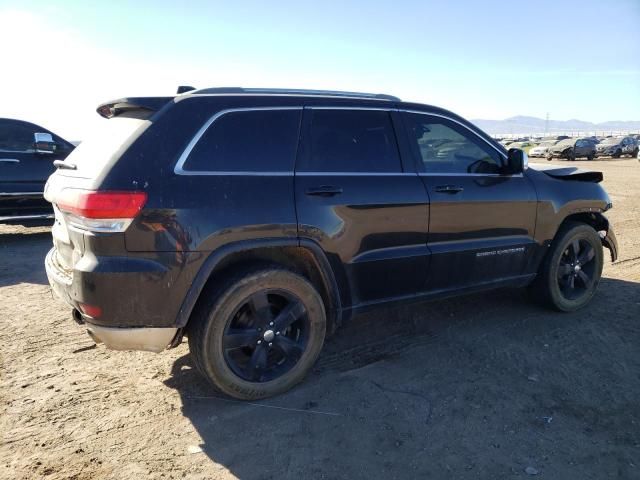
[188,268,326,400]
[530,222,603,311]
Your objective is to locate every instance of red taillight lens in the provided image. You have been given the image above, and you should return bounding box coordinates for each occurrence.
[56,189,147,233]
[78,302,102,319]
[58,190,147,219]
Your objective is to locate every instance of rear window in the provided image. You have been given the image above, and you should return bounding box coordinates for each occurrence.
[182,109,302,172]
[57,117,150,177]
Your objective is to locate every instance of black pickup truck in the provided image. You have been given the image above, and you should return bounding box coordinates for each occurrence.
[0,118,75,225]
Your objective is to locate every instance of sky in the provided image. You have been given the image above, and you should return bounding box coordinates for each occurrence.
[1,0,639,140]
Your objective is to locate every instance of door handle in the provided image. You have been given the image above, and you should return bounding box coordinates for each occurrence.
[434,185,464,194]
[0,159,20,163]
[305,185,343,197]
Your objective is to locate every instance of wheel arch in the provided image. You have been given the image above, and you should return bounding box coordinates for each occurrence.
[556,211,617,262]
[174,238,345,335]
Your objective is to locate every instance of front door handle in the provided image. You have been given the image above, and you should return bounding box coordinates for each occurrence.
[0,159,20,163]
[434,185,464,194]
[305,185,343,197]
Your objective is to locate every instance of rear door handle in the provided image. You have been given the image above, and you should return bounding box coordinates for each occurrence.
[434,185,464,194]
[305,185,343,197]
[0,159,20,163]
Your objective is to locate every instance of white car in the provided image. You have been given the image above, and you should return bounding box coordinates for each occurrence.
[529,140,559,158]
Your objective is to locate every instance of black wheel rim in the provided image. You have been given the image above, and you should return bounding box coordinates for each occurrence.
[557,238,597,300]
[222,290,309,383]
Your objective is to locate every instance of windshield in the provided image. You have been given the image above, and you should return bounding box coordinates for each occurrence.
[56,117,150,178]
[555,139,574,147]
[600,137,621,145]
[539,140,557,147]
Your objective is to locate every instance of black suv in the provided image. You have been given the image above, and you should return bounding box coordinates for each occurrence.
[45,88,618,399]
[0,118,75,224]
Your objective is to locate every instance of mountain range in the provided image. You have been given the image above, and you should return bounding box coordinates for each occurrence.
[471,116,640,135]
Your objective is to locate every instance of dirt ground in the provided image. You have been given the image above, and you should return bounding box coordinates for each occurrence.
[1,158,639,480]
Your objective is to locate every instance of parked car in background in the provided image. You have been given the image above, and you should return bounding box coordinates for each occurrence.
[529,139,560,157]
[45,87,617,400]
[506,141,535,154]
[595,136,638,158]
[0,118,75,224]
[547,137,596,161]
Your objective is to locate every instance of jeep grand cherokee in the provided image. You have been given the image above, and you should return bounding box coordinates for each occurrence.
[45,87,618,400]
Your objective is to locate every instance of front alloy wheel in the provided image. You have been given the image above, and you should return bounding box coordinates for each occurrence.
[530,222,604,312]
[556,239,597,301]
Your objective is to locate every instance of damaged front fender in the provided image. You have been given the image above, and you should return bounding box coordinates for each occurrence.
[600,226,618,262]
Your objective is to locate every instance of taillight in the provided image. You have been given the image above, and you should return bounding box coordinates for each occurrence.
[57,189,147,233]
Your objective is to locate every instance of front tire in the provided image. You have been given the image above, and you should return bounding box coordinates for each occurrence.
[530,222,603,312]
[188,268,326,400]
[613,149,622,158]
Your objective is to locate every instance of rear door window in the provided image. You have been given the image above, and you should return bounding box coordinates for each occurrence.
[299,109,401,173]
[183,109,302,173]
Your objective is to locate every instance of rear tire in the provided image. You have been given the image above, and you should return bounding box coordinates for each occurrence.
[188,268,326,400]
[530,222,603,312]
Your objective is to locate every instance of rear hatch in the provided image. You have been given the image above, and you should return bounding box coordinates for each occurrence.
[45,98,170,271]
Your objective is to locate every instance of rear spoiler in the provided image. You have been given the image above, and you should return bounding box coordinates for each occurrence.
[96,97,173,119]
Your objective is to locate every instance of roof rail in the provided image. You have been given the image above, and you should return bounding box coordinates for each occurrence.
[188,87,400,101]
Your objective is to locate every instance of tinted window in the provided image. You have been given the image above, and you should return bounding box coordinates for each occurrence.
[184,109,301,172]
[0,120,71,154]
[403,113,502,174]
[0,120,37,152]
[300,109,401,172]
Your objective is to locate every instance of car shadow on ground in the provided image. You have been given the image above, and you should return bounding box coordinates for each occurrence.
[164,277,640,479]
[0,230,51,287]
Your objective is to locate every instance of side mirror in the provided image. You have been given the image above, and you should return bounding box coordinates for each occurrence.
[506,148,527,174]
[34,132,56,154]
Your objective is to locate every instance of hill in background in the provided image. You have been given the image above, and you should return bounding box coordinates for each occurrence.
[472,116,640,135]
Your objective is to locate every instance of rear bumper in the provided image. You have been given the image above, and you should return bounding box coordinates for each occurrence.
[45,246,201,327]
[85,322,177,353]
[46,247,182,352]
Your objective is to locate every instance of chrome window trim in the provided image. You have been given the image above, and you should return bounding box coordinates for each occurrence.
[174,107,303,176]
[296,172,415,177]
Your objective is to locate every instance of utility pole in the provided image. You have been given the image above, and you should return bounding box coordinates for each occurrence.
[544,112,549,137]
